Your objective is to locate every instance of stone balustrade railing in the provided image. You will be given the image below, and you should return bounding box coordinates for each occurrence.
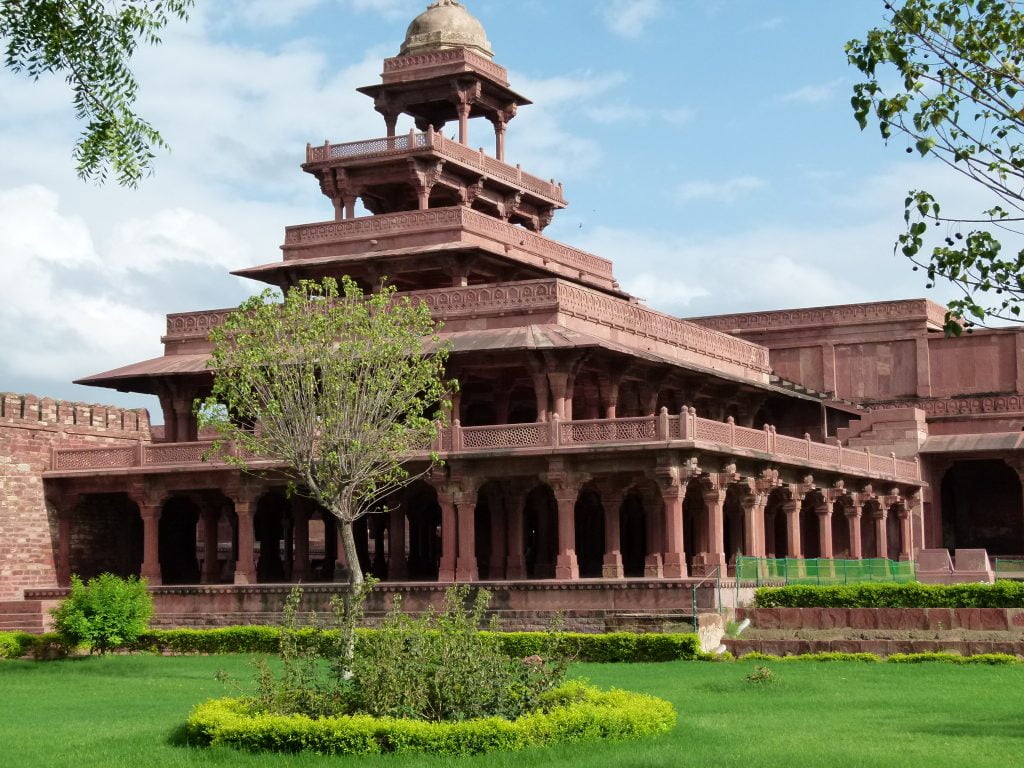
[49,410,921,482]
[304,129,566,203]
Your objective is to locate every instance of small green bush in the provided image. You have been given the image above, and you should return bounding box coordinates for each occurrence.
[0,631,36,659]
[51,573,153,654]
[186,682,676,756]
[753,581,1024,608]
[887,652,1020,665]
[739,652,882,663]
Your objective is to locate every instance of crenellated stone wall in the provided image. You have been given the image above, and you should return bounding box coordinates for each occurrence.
[0,393,150,599]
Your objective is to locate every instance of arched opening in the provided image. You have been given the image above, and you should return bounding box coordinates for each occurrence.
[254,491,289,583]
[574,486,605,578]
[620,490,647,577]
[800,494,821,560]
[941,460,1024,557]
[832,498,852,558]
[523,485,557,578]
[474,482,507,580]
[406,482,441,580]
[69,493,143,580]
[767,491,788,559]
[886,506,903,561]
[158,496,200,585]
[683,480,707,571]
[723,486,744,562]
[861,502,878,559]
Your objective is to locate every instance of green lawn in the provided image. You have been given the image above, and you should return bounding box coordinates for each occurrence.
[1,655,1022,767]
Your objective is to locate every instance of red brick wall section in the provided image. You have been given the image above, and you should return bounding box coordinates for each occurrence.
[0,393,151,599]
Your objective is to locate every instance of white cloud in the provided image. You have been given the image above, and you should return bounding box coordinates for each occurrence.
[676,176,767,203]
[600,0,667,39]
[0,186,164,384]
[782,78,846,105]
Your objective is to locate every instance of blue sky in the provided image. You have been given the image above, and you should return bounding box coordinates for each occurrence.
[0,0,988,418]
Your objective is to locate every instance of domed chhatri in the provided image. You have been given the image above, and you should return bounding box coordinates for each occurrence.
[400,0,493,59]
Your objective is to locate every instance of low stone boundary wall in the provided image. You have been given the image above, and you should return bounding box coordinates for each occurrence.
[726,638,1024,657]
[737,607,1024,631]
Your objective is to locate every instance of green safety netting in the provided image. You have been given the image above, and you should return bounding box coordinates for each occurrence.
[734,557,915,586]
[993,559,1024,580]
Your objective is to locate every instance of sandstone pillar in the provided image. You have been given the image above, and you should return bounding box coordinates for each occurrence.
[696,489,727,574]
[847,504,863,560]
[817,502,834,560]
[601,490,625,578]
[897,507,913,561]
[455,486,478,582]
[740,493,767,558]
[438,494,457,581]
[547,372,569,421]
[139,503,162,586]
[529,372,549,423]
[659,480,686,578]
[783,499,801,559]
[234,499,257,584]
[553,482,580,581]
[874,507,889,559]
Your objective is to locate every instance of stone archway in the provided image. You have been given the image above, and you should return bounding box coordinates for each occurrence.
[69,493,144,580]
[574,485,605,578]
[523,484,557,579]
[158,496,200,585]
[941,460,1024,556]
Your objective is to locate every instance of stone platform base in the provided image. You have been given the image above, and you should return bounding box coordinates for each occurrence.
[26,579,717,634]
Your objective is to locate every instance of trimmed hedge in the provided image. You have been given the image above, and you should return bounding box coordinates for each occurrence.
[186,681,676,756]
[753,581,1024,608]
[125,627,700,663]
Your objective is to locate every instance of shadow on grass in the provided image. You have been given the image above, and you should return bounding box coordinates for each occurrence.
[911,719,1024,740]
[166,722,196,748]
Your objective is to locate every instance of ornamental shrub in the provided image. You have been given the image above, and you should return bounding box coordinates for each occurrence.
[753,581,1024,608]
[350,587,567,722]
[186,682,676,756]
[51,573,153,654]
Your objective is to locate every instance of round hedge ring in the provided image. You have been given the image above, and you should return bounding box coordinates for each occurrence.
[186,682,676,756]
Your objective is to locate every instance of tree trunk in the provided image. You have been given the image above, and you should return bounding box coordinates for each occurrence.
[340,517,364,588]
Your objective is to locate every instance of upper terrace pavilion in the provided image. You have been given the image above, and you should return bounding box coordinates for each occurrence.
[35,1,930,604]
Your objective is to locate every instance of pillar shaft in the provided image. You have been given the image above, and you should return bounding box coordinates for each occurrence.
[455,491,478,582]
[554,489,579,580]
[601,493,624,578]
[817,503,834,560]
[661,485,686,578]
[875,511,889,559]
[438,495,457,581]
[140,505,162,585]
[234,501,256,584]
[899,510,913,561]
[703,490,727,570]
[783,500,801,560]
[743,496,767,558]
[847,507,863,560]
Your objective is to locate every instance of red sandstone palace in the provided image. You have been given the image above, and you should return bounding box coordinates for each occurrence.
[2,1,1022,625]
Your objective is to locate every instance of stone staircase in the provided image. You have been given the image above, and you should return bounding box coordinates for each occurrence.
[0,600,47,634]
